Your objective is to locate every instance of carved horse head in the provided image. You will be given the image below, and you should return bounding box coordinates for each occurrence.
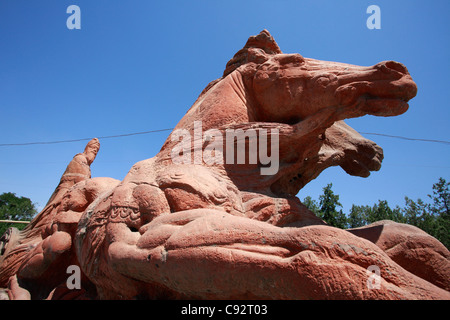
[160,30,417,195]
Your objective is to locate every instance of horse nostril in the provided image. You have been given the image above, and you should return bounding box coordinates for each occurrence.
[381,61,409,75]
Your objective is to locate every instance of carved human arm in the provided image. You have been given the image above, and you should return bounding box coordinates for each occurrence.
[105,208,448,299]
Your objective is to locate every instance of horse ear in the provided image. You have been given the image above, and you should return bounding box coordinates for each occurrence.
[223,30,282,77]
[244,29,282,55]
[247,48,269,64]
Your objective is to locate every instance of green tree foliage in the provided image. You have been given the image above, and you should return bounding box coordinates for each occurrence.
[365,200,404,224]
[318,184,342,226]
[303,178,450,249]
[403,197,434,234]
[302,196,320,216]
[0,192,37,235]
[427,178,449,248]
[429,177,450,217]
[303,184,348,229]
[400,178,449,248]
[348,204,370,228]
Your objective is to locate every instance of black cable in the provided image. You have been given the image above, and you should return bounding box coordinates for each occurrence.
[0,129,448,147]
[359,132,450,145]
[0,128,174,147]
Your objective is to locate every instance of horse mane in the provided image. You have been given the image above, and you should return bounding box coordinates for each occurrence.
[223,29,282,77]
[194,29,282,104]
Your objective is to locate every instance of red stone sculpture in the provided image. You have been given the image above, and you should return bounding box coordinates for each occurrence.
[1,30,448,300]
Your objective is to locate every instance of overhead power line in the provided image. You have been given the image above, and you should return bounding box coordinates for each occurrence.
[0,128,448,147]
[0,128,174,147]
[359,132,450,145]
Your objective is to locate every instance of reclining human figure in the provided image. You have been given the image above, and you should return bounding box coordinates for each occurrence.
[1,30,448,300]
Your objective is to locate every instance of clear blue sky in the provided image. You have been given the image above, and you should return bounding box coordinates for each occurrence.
[0,0,449,213]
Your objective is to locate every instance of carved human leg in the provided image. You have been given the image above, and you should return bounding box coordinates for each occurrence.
[94,209,449,299]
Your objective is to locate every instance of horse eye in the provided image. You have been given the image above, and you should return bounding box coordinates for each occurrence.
[291,54,305,64]
[276,54,305,66]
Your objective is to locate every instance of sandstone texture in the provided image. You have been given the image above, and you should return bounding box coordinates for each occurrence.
[1,30,448,300]
[348,220,450,291]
